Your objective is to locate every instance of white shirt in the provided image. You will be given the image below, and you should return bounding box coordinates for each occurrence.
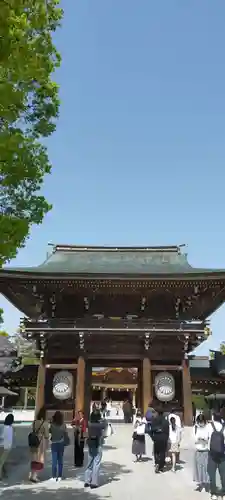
[169,425,181,444]
[168,413,182,428]
[194,424,210,451]
[3,425,13,450]
[134,417,146,436]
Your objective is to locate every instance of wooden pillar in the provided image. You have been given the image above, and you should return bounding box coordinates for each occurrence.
[35,360,46,417]
[75,356,85,413]
[182,358,193,426]
[142,357,152,414]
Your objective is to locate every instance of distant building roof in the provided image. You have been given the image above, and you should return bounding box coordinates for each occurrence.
[189,356,210,369]
[2,244,225,277]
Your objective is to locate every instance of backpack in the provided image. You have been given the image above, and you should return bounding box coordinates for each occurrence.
[145,409,153,422]
[28,421,43,449]
[210,422,225,458]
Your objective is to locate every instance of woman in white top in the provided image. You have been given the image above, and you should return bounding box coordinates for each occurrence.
[132,410,146,461]
[168,417,181,472]
[193,413,210,492]
[0,413,14,479]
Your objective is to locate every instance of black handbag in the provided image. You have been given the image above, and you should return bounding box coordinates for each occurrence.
[28,421,44,449]
[64,431,70,447]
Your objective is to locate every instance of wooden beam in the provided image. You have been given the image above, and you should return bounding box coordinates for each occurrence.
[92,383,137,389]
[87,354,141,360]
[24,326,205,334]
[151,365,182,371]
[45,363,77,369]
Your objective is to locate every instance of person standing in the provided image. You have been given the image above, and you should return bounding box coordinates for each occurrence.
[123,400,132,424]
[132,410,146,462]
[84,410,106,489]
[192,402,196,425]
[101,400,107,418]
[168,416,181,472]
[208,412,225,500]
[29,407,49,483]
[168,409,182,462]
[150,407,169,473]
[0,414,14,480]
[50,411,69,482]
[72,410,86,467]
[193,414,210,492]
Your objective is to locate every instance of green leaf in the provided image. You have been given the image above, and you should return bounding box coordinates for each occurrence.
[0,0,63,265]
[0,330,9,337]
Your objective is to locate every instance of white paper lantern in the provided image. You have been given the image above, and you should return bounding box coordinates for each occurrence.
[52,370,73,400]
[154,371,175,402]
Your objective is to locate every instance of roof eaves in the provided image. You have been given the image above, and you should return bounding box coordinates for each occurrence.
[1,269,225,279]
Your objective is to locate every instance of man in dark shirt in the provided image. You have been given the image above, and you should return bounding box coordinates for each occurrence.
[150,408,169,473]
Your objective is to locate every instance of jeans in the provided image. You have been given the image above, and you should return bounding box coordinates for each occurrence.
[84,447,102,486]
[51,442,64,478]
[208,454,225,495]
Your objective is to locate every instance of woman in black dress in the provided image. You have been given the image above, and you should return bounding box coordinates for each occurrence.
[72,410,87,467]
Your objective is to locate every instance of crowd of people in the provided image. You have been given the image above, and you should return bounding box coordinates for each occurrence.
[27,406,107,488]
[1,402,225,498]
[132,406,182,472]
[132,404,225,499]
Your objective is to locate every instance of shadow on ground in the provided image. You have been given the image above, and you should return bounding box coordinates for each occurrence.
[0,487,104,499]
[0,460,132,499]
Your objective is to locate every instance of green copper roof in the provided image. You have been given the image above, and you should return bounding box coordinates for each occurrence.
[2,245,225,277]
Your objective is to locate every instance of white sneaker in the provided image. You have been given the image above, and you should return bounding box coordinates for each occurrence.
[57,478,62,482]
[50,477,56,481]
[211,495,217,500]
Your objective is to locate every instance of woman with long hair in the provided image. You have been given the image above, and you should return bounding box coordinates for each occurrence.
[84,410,106,489]
[168,416,181,472]
[72,410,86,467]
[0,413,14,480]
[29,406,49,483]
[193,413,209,492]
[50,410,69,482]
[132,410,146,462]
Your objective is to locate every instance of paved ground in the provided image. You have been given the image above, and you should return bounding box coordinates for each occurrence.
[0,425,215,499]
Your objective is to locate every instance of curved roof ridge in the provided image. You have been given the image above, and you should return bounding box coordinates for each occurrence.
[53,244,183,253]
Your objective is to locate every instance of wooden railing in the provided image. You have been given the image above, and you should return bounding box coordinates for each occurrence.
[22,317,208,334]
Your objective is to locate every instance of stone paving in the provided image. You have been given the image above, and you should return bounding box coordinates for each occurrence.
[0,425,213,499]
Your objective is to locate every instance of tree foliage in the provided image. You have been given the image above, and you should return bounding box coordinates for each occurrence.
[0,0,63,266]
[11,330,38,365]
[220,342,225,355]
[210,342,225,359]
[0,330,9,337]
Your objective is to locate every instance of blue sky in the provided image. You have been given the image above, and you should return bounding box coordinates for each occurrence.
[1,1,225,355]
